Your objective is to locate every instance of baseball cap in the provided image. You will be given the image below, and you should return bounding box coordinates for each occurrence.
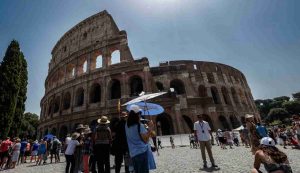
[129,104,142,114]
[260,137,275,147]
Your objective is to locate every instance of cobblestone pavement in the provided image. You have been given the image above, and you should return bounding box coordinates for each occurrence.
[1,145,299,173]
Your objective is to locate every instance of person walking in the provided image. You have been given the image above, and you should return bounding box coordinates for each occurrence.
[157,138,163,149]
[94,116,112,173]
[246,114,260,154]
[170,136,175,149]
[113,111,130,173]
[194,114,218,169]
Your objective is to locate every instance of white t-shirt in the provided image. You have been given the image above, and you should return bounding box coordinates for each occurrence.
[65,140,79,155]
[194,121,211,141]
[65,137,71,145]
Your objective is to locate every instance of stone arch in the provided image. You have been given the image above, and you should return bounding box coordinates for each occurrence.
[156,81,164,91]
[130,75,143,96]
[202,114,214,131]
[111,50,120,64]
[198,85,207,97]
[219,115,230,130]
[170,79,186,95]
[96,55,103,68]
[221,86,231,105]
[229,115,240,129]
[231,87,239,105]
[63,92,71,110]
[51,127,57,136]
[75,88,84,106]
[90,83,101,103]
[182,115,194,133]
[110,79,121,99]
[156,113,174,135]
[53,96,60,113]
[59,126,68,139]
[211,86,221,104]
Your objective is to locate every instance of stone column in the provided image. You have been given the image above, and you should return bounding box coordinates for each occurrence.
[87,53,92,73]
[174,105,184,134]
[143,67,151,93]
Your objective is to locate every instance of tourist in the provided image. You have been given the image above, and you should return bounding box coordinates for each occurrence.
[250,137,292,173]
[217,129,226,149]
[224,129,233,149]
[50,136,60,163]
[279,126,288,149]
[24,140,31,163]
[113,111,130,173]
[125,104,154,173]
[170,136,175,149]
[74,124,85,173]
[30,140,39,163]
[242,125,251,148]
[18,138,28,164]
[10,138,21,169]
[82,127,93,173]
[157,138,163,149]
[65,132,81,173]
[215,133,220,146]
[0,137,12,169]
[246,114,260,154]
[36,139,47,165]
[256,122,268,138]
[194,114,218,169]
[233,131,239,146]
[94,116,112,173]
[293,122,300,143]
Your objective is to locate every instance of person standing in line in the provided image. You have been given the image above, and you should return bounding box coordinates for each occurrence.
[94,116,112,173]
[65,133,81,173]
[10,138,21,169]
[50,136,59,163]
[30,140,39,163]
[246,114,260,155]
[0,137,12,169]
[194,114,218,169]
[82,127,93,173]
[18,138,28,165]
[36,139,47,165]
[113,111,130,173]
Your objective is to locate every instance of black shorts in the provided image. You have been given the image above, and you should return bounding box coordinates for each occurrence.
[0,151,9,159]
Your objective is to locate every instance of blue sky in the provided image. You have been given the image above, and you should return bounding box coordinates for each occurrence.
[0,0,299,115]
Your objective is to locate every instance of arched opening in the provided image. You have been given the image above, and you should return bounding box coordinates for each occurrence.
[111,50,120,64]
[211,87,221,104]
[90,83,101,103]
[75,88,84,106]
[96,55,102,68]
[110,79,121,99]
[202,114,214,131]
[63,92,71,110]
[219,115,230,130]
[59,126,68,139]
[90,120,98,132]
[207,73,215,83]
[53,96,60,113]
[182,115,194,133]
[221,87,231,105]
[231,87,239,105]
[198,85,207,97]
[83,61,87,73]
[130,76,143,96]
[170,79,186,95]
[230,115,240,129]
[48,100,54,116]
[156,113,174,135]
[51,127,57,136]
[156,82,164,91]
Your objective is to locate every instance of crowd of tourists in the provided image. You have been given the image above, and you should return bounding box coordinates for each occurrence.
[0,136,62,170]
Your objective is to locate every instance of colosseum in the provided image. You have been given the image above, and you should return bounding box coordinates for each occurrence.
[38,10,260,138]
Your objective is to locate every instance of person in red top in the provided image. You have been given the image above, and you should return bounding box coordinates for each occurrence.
[0,137,12,169]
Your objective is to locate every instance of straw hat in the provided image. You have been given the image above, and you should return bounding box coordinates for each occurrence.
[76,124,85,130]
[97,116,110,124]
[245,114,254,119]
[72,132,80,140]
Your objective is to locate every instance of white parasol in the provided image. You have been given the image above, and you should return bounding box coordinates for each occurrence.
[122,92,167,106]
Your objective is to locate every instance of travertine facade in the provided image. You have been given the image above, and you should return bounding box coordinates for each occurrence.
[39,10,259,138]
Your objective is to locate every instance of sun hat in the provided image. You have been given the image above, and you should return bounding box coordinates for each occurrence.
[97,116,110,124]
[72,132,80,140]
[76,124,85,130]
[260,137,275,147]
[129,104,142,114]
[245,114,254,119]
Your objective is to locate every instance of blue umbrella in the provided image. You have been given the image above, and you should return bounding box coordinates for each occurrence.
[126,102,164,116]
[44,134,54,140]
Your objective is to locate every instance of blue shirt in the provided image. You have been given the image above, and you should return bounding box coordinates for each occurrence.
[125,123,148,157]
[32,143,39,151]
[20,141,28,152]
[256,125,268,138]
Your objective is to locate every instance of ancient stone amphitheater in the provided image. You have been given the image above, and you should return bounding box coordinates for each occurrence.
[38,10,259,138]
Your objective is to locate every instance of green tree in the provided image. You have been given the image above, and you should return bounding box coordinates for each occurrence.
[273,96,290,102]
[20,112,39,139]
[292,92,300,101]
[282,101,300,115]
[267,108,290,121]
[10,54,28,137]
[0,40,24,138]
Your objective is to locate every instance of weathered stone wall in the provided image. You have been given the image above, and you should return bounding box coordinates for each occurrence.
[38,11,259,138]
